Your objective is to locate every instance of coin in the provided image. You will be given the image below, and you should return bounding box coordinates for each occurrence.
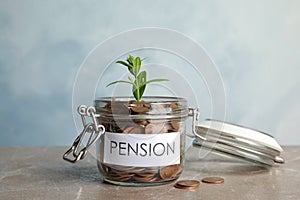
[123,126,134,134]
[133,119,148,126]
[174,184,198,190]
[145,123,169,134]
[101,163,110,173]
[159,164,180,180]
[116,176,133,182]
[174,180,200,190]
[176,180,200,187]
[133,173,158,182]
[201,177,224,184]
[111,102,130,114]
[140,100,151,108]
[171,121,180,131]
[142,167,159,174]
[170,102,178,109]
[131,106,149,113]
[133,175,157,182]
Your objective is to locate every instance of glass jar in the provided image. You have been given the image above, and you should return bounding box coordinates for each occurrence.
[94,96,189,186]
[63,97,285,187]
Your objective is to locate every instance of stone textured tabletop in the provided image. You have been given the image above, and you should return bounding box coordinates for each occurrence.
[0,146,299,200]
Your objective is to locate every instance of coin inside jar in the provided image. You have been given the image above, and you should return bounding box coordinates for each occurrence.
[174,180,200,190]
[201,177,224,184]
[95,97,188,186]
[159,164,180,180]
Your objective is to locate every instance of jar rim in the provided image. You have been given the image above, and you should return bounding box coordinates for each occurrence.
[94,96,189,120]
[94,96,187,103]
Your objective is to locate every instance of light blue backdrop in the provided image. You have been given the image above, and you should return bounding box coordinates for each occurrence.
[0,0,299,146]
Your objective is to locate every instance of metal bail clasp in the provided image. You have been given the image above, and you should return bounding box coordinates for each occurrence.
[188,108,207,141]
[63,105,105,163]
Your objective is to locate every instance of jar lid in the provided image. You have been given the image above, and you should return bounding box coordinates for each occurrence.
[192,119,284,166]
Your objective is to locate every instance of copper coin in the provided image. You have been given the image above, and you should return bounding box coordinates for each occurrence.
[140,100,151,108]
[174,184,197,190]
[201,177,224,184]
[142,167,159,174]
[176,180,200,187]
[145,123,169,134]
[101,163,110,173]
[131,126,144,134]
[133,175,158,182]
[159,164,180,180]
[110,102,130,114]
[123,126,134,134]
[174,180,200,190]
[133,173,158,182]
[171,121,180,131]
[129,100,149,108]
[135,172,156,178]
[174,184,198,190]
[131,106,149,113]
[133,119,148,126]
[123,126,144,134]
[170,102,178,109]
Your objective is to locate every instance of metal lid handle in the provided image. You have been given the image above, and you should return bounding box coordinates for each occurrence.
[188,108,207,141]
[63,105,105,163]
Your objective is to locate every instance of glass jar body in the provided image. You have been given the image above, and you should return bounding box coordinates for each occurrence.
[95,97,188,186]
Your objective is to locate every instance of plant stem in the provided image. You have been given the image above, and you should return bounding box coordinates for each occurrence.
[136,89,140,102]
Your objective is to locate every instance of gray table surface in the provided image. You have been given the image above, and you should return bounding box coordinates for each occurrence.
[0,146,299,200]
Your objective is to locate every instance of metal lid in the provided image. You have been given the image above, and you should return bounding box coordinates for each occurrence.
[192,119,284,166]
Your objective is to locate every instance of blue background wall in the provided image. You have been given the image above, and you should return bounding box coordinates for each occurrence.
[0,0,299,146]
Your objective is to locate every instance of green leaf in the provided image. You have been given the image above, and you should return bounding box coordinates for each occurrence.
[137,71,147,87]
[139,84,146,99]
[108,54,168,102]
[135,57,141,74]
[132,84,146,102]
[132,71,147,101]
[132,85,139,101]
[106,80,133,87]
[128,76,134,83]
[128,68,135,77]
[116,60,132,69]
[131,66,138,77]
[127,54,135,65]
[146,78,169,85]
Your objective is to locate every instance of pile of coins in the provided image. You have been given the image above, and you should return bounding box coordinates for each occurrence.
[174,177,225,190]
[97,100,184,183]
[201,177,224,184]
[174,180,200,190]
[99,100,181,134]
[99,163,181,183]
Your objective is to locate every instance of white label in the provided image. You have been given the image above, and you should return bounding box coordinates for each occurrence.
[103,132,180,167]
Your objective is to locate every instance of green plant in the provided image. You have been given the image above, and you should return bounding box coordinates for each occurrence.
[106,54,168,102]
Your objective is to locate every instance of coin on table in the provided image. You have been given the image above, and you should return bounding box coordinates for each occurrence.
[174,180,200,190]
[201,177,224,184]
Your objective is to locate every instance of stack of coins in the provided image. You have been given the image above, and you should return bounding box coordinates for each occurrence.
[174,180,200,190]
[201,177,224,184]
[174,177,224,190]
[99,163,182,183]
